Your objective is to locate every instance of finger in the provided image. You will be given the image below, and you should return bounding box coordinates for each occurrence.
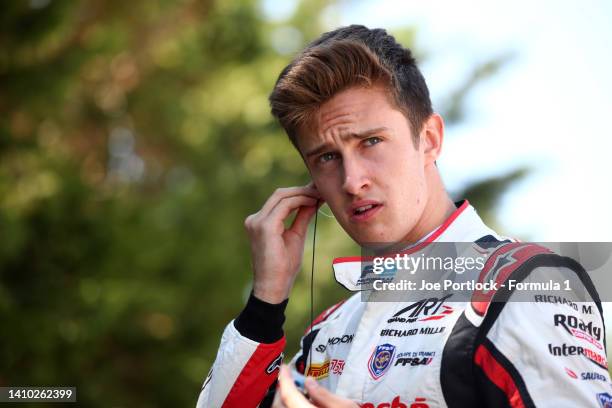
[288,200,321,238]
[304,182,325,203]
[259,186,321,218]
[305,182,324,204]
[278,365,313,408]
[305,377,357,408]
[306,181,318,192]
[267,196,319,231]
[271,390,286,408]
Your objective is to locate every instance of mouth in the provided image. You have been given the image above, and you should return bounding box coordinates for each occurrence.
[350,202,383,222]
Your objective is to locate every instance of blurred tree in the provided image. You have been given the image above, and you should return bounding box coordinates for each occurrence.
[0,1,521,406]
[437,52,529,229]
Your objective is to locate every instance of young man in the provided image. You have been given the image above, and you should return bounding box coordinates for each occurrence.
[197,26,609,408]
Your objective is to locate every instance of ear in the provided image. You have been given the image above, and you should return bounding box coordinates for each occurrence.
[420,113,445,165]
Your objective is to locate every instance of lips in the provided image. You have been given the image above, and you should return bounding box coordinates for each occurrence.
[349,200,383,222]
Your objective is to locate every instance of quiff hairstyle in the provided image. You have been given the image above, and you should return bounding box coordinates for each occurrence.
[269,25,433,150]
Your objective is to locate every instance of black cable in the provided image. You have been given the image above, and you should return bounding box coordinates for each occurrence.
[308,200,319,372]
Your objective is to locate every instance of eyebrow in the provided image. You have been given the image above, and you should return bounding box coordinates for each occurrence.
[304,127,390,158]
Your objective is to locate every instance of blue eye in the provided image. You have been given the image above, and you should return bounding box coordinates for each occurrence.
[318,152,338,164]
[364,137,382,146]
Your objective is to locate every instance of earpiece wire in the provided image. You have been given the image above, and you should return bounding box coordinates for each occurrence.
[308,200,320,374]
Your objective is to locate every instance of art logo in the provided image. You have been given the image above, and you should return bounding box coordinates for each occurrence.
[306,360,330,380]
[388,295,453,324]
[368,344,396,380]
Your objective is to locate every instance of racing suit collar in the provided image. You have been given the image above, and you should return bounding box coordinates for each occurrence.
[332,200,498,291]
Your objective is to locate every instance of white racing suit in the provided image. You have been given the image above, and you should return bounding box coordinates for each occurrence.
[197,201,610,407]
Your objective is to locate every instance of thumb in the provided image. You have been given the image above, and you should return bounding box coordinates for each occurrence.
[304,377,347,407]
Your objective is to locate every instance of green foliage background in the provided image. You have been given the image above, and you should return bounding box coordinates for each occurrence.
[0,1,523,406]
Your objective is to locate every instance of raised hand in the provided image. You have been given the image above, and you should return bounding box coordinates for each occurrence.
[244,183,322,304]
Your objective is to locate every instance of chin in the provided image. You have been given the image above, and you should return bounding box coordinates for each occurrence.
[350,229,389,246]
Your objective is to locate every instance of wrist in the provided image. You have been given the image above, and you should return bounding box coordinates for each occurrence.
[253,281,291,304]
[234,291,289,343]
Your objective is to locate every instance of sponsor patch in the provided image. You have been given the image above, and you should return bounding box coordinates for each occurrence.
[397,351,436,358]
[548,343,608,370]
[327,334,354,345]
[597,392,612,408]
[380,326,445,337]
[388,295,453,324]
[306,360,330,379]
[583,372,608,382]
[315,334,354,354]
[534,294,578,311]
[395,357,433,367]
[368,344,396,380]
[266,352,284,374]
[395,351,436,367]
[330,359,345,375]
[554,314,602,349]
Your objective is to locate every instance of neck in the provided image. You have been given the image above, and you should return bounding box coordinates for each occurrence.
[401,170,455,244]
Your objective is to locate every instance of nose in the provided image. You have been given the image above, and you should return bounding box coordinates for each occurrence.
[341,154,370,195]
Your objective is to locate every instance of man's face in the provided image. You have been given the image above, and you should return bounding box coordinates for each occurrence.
[297,86,432,245]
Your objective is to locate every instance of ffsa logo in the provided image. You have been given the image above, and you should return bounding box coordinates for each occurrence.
[388,295,453,324]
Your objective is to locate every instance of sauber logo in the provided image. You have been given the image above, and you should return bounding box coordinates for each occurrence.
[582,372,608,382]
[566,367,609,382]
[554,314,603,349]
[564,367,578,379]
[388,295,453,324]
[360,396,429,408]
